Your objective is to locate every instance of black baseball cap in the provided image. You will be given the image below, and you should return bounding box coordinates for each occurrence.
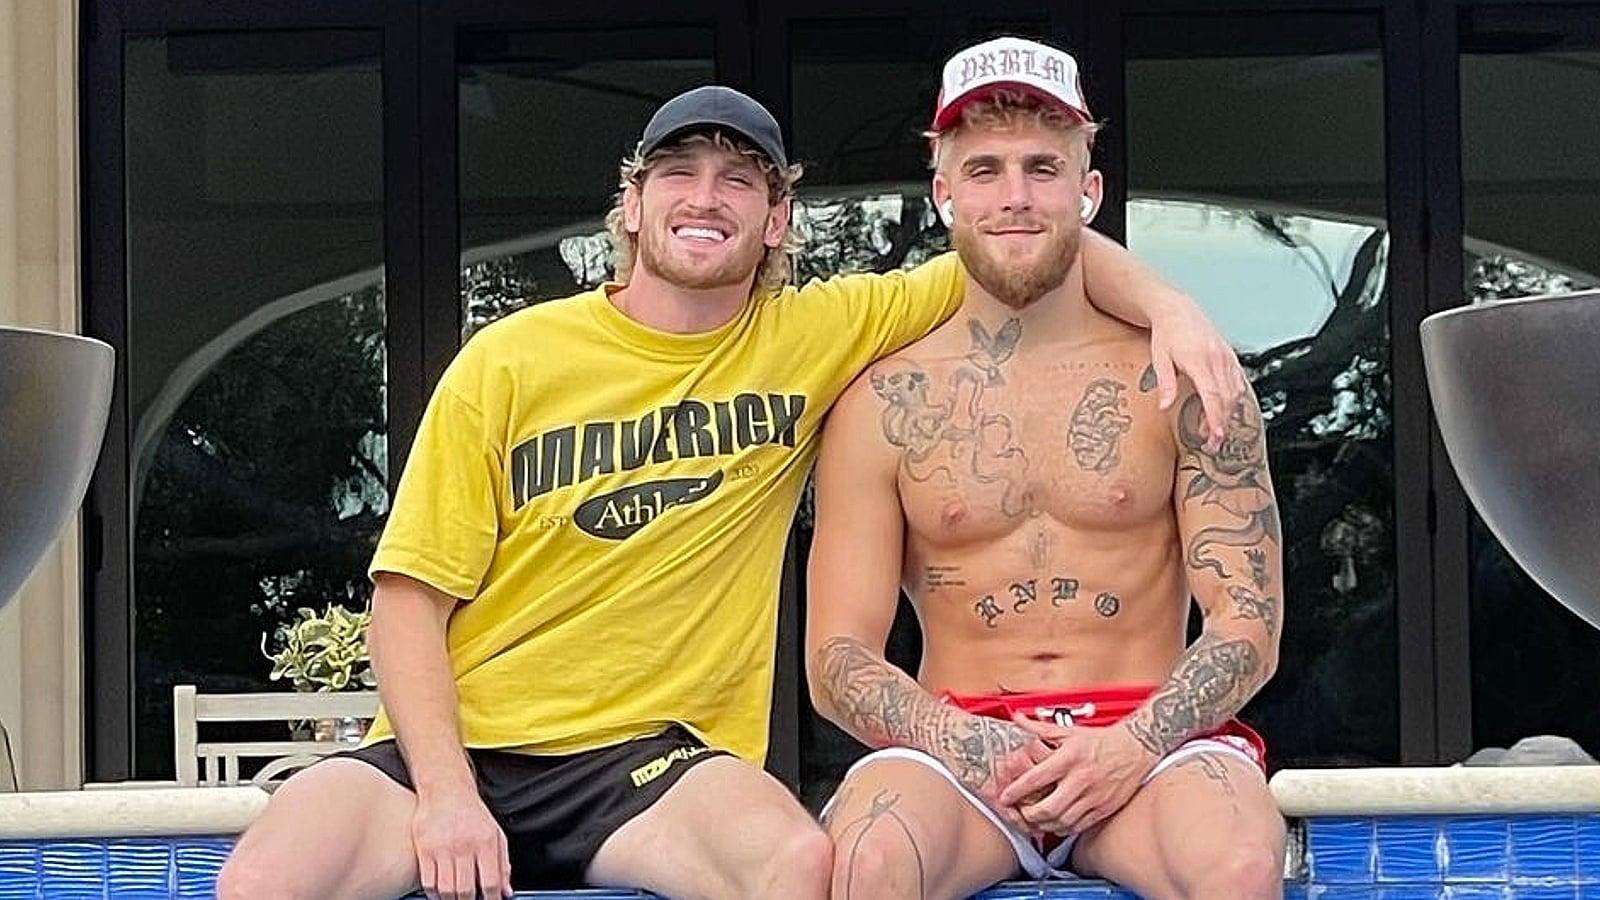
[639,86,788,168]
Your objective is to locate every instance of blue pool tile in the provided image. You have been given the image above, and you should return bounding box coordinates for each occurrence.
[1379,886,1447,900]
[106,839,173,897]
[1314,886,1406,900]
[1378,818,1445,882]
[1510,817,1578,880]
[1283,883,1310,900]
[1510,888,1577,900]
[1575,816,1600,882]
[1309,818,1379,883]
[1446,887,1513,900]
[39,840,109,898]
[1444,817,1511,882]
[0,843,39,900]
[174,838,233,898]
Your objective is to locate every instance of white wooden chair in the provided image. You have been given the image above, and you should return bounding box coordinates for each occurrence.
[172,684,379,788]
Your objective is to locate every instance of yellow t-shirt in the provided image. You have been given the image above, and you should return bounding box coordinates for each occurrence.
[364,253,963,763]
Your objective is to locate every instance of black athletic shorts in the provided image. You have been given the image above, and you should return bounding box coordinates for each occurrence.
[332,724,728,889]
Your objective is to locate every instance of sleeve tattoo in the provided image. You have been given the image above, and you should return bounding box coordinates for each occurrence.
[1125,393,1282,758]
[1125,633,1263,757]
[814,636,1029,795]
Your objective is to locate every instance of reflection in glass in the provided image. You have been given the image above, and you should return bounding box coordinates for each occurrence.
[458,29,714,338]
[1128,200,1394,767]
[125,33,387,776]
[1127,18,1395,767]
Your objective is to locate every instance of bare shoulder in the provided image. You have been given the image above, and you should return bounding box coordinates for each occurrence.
[835,311,965,438]
[823,353,925,464]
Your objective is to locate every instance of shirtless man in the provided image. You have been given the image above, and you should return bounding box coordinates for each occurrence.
[808,38,1285,899]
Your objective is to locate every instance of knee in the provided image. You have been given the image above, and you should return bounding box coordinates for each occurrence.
[1197,842,1284,899]
[770,823,833,891]
[830,817,922,897]
[216,851,297,900]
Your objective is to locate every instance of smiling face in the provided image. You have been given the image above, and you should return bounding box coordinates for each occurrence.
[622,134,791,293]
[933,108,1101,310]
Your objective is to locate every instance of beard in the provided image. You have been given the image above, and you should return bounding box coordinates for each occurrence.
[951,217,1080,310]
[636,219,766,291]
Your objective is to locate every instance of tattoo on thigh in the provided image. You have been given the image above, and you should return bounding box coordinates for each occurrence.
[823,784,857,830]
[1174,752,1238,798]
[836,790,927,900]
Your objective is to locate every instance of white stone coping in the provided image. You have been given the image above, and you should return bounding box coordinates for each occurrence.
[0,786,267,840]
[2,768,1600,841]
[1270,766,1600,817]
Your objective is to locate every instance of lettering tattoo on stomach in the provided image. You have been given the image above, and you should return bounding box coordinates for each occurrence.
[969,575,1118,628]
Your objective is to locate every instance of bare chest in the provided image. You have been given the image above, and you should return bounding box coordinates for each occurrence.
[887,354,1175,545]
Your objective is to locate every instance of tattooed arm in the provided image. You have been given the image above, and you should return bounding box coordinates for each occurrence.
[1122,384,1284,759]
[806,366,1047,814]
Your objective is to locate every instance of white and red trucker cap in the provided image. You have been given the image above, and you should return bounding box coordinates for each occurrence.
[931,36,1093,131]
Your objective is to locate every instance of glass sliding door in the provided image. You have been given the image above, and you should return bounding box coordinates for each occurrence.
[124,30,388,776]
[456,27,715,335]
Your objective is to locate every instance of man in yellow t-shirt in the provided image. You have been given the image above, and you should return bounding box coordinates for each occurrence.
[219,85,1244,900]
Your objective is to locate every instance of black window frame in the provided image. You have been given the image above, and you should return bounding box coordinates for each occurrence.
[83,0,1561,783]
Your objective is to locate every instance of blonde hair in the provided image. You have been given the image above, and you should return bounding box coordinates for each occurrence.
[605,131,805,294]
[928,89,1101,173]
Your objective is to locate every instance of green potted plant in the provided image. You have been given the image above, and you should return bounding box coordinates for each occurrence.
[261,602,377,742]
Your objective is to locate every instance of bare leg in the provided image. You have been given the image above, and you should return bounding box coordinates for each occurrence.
[1071,752,1285,900]
[586,756,832,900]
[823,757,1020,900]
[216,759,421,900]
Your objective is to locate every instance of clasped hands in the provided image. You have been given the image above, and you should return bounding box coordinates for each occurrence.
[986,715,1159,840]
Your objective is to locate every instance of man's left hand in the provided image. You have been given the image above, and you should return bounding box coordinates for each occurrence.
[1148,300,1247,448]
[997,717,1160,837]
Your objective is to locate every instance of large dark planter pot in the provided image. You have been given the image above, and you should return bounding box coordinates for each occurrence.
[0,327,114,612]
[1420,290,1600,628]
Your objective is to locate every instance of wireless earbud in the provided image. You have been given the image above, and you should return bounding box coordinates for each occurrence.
[939,200,955,227]
[1080,195,1094,221]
